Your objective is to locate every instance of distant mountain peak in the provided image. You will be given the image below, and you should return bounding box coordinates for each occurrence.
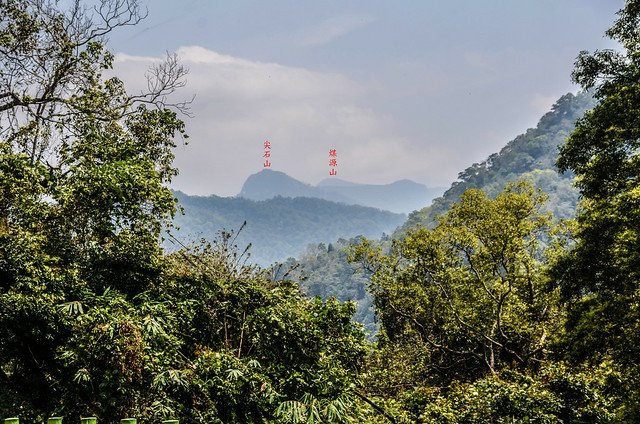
[245,168,306,183]
[238,169,353,203]
[237,170,444,214]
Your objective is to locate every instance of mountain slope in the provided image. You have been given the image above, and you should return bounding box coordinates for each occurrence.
[170,192,405,266]
[400,91,596,233]
[317,178,444,214]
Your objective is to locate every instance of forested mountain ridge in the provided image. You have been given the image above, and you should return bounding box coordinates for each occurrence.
[401,91,596,232]
[170,191,405,265]
[239,169,443,214]
[281,237,379,335]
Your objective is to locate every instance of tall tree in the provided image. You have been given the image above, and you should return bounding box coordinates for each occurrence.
[0,0,190,418]
[0,0,190,292]
[555,0,640,418]
[356,182,563,386]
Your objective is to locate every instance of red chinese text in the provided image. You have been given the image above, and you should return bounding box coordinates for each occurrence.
[263,140,271,168]
[329,148,337,176]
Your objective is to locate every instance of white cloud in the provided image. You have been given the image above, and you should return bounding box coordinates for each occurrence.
[299,15,375,47]
[113,46,427,196]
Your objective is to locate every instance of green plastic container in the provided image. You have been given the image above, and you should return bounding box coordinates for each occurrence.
[80,418,97,424]
[162,420,179,424]
[120,419,137,424]
[4,418,19,424]
[48,418,63,424]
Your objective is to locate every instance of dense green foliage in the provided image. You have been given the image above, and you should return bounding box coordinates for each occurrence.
[402,91,596,233]
[340,2,640,421]
[293,92,596,335]
[2,0,640,422]
[351,183,620,422]
[553,0,640,419]
[0,2,371,422]
[282,238,379,336]
[171,191,405,266]
[363,183,561,379]
[154,242,368,423]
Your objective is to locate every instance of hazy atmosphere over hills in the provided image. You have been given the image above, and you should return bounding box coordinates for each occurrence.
[238,169,443,214]
[291,89,596,337]
[170,190,405,265]
[169,169,441,264]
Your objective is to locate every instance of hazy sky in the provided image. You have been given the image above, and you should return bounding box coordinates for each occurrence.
[108,1,623,196]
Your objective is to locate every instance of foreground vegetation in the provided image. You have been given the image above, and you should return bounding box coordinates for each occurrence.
[1,0,639,422]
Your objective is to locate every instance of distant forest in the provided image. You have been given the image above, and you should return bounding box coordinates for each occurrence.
[170,192,405,265]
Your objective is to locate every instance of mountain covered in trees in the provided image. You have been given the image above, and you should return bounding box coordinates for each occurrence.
[280,237,379,335]
[294,90,597,338]
[401,91,596,232]
[239,169,443,214]
[170,191,405,265]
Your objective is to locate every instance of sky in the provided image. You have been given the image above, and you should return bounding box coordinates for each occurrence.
[107,0,624,196]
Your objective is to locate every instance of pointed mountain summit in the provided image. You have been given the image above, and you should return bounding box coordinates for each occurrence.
[238,169,352,203]
[238,169,443,214]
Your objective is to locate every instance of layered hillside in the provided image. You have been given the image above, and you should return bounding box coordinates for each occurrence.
[295,91,596,331]
[170,192,405,266]
[316,178,443,214]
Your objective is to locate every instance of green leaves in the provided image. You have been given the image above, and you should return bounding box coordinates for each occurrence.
[362,182,563,388]
[0,1,374,422]
[275,393,354,424]
[550,1,640,420]
[419,364,616,423]
[558,84,640,200]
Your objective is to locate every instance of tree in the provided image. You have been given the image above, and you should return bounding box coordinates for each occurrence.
[0,0,191,419]
[0,3,373,421]
[0,0,190,292]
[356,182,564,387]
[418,364,615,423]
[53,236,369,423]
[554,1,640,419]
[351,183,618,422]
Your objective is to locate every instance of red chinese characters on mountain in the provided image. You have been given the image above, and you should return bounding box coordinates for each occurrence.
[263,140,271,168]
[329,149,337,176]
